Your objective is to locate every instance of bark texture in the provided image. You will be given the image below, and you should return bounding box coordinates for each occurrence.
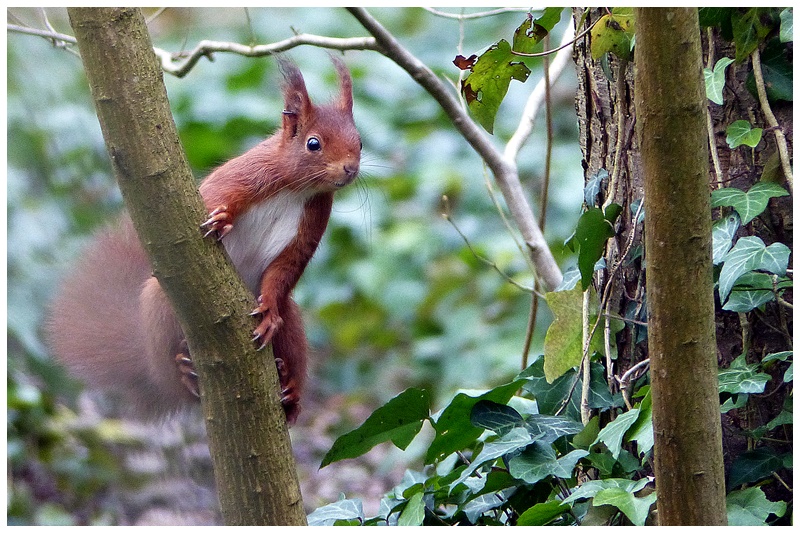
[67,7,306,525]
[634,8,727,525]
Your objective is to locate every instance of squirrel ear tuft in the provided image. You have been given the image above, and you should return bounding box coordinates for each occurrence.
[278,59,313,137]
[329,54,353,113]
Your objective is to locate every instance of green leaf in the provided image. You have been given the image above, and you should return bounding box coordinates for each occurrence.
[563,477,650,505]
[699,7,734,28]
[704,57,734,104]
[728,447,785,488]
[517,500,570,526]
[426,379,526,464]
[574,207,617,290]
[451,427,534,488]
[746,38,793,102]
[718,236,766,303]
[397,491,425,526]
[727,486,787,526]
[524,414,584,445]
[725,120,763,149]
[321,388,430,467]
[625,388,654,456]
[543,285,602,382]
[593,487,657,527]
[584,168,609,207]
[757,241,791,276]
[592,408,640,459]
[724,271,776,312]
[718,354,771,395]
[507,442,589,484]
[732,8,776,62]
[307,497,365,526]
[711,212,740,264]
[456,39,530,133]
[590,11,636,60]
[470,400,523,436]
[780,8,793,42]
[710,182,789,225]
[512,8,564,54]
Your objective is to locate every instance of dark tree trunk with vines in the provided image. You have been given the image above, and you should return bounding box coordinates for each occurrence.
[572,6,792,522]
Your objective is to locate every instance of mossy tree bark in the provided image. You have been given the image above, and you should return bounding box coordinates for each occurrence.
[633,8,727,525]
[67,7,306,526]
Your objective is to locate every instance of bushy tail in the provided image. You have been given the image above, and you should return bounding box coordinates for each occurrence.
[46,216,180,416]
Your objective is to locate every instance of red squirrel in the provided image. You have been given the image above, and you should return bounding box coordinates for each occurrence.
[46,57,361,424]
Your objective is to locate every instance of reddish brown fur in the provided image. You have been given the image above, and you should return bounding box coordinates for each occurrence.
[47,58,360,423]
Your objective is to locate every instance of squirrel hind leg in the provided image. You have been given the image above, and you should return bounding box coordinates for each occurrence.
[272,297,308,425]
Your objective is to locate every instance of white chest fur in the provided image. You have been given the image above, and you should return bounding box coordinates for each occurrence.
[222,190,310,294]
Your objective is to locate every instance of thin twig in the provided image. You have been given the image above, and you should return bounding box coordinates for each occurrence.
[705,27,725,188]
[510,18,597,58]
[751,48,793,194]
[422,7,530,20]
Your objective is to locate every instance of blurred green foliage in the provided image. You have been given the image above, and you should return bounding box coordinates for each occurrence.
[7,7,583,523]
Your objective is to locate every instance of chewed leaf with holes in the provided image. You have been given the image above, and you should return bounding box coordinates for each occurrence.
[454,39,530,133]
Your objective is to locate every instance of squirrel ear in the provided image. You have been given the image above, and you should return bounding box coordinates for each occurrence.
[279,60,312,137]
[330,54,353,113]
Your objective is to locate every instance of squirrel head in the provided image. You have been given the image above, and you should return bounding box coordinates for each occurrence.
[278,56,361,192]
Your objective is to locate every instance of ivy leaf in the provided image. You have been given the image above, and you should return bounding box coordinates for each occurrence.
[563,477,650,505]
[704,57,734,104]
[321,388,430,467]
[451,427,534,489]
[718,236,766,303]
[524,414,584,445]
[584,168,609,207]
[572,206,620,290]
[517,500,570,526]
[454,39,530,133]
[727,487,787,526]
[746,38,793,103]
[718,354,771,395]
[397,491,425,526]
[507,442,589,484]
[592,408,641,459]
[725,120,763,149]
[426,379,526,464]
[512,8,564,53]
[711,182,789,224]
[724,272,776,312]
[779,8,793,43]
[307,497,365,526]
[470,400,524,436]
[593,488,657,527]
[728,447,785,488]
[590,10,636,60]
[711,212,740,264]
[732,8,777,62]
[543,285,603,382]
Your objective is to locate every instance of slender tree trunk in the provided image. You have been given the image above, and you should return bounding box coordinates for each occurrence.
[634,8,727,525]
[67,7,306,525]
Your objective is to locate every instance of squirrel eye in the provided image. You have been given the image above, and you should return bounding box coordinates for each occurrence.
[306,137,321,152]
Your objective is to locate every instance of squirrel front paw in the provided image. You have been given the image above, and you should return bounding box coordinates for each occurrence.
[201,205,234,240]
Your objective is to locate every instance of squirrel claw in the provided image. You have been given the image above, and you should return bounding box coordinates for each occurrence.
[175,351,200,398]
[201,206,234,240]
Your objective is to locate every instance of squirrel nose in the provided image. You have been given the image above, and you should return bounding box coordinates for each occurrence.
[343,163,359,179]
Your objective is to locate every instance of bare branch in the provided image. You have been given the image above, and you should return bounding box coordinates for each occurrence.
[7,22,380,79]
[422,7,531,20]
[155,33,382,78]
[347,7,563,291]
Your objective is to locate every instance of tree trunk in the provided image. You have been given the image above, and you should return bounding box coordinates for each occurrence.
[67,7,306,525]
[634,8,727,525]
[574,5,792,524]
